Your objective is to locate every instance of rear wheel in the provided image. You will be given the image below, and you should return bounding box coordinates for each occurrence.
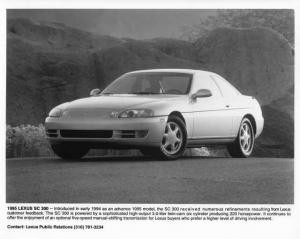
[227,118,255,158]
[51,143,89,159]
[144,115,187,160]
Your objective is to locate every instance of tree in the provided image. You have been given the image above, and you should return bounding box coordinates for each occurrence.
[181,9,294,46]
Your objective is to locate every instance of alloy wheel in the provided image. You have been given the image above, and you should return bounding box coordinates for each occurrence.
[239,121,254,155]
[161,121,183,155]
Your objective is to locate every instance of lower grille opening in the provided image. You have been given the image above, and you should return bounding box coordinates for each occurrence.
[47,129,57,133]
[47,134,58,138]
[60,130,113,138]
[113,130,148,138]
[46,129,58,138]
[120,130,135,138]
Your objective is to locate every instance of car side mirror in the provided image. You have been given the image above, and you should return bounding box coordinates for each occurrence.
[90,88,101,96]
[191,89,212,100]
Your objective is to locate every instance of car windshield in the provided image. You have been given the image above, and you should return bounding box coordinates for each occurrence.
[101,72,193,95]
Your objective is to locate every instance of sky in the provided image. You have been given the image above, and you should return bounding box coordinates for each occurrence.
[7,9,216,39]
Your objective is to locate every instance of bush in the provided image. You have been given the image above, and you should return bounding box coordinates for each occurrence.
[6,124,54,158]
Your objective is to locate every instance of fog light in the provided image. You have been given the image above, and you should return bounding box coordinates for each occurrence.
[136,130,148,138]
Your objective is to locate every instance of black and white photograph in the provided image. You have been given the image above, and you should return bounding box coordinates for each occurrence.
[5,8,294,205]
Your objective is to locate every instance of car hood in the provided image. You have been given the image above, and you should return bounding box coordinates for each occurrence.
[64,94,182,111]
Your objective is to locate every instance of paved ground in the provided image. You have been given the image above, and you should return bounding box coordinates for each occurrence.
[6,156,293,204]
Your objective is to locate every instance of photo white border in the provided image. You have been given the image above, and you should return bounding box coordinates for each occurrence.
[0,1,298,238]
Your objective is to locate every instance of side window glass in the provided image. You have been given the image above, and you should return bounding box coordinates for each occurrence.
[192,75,222,97]
[207,77,222,97]
[211,75,240,97]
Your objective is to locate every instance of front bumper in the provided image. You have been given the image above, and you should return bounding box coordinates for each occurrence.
[45,116,167,148]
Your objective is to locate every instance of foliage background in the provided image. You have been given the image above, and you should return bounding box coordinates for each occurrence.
[180,9,294,46]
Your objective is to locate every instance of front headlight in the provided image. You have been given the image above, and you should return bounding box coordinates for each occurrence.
[49,108,63,118]
[118,109,154,118]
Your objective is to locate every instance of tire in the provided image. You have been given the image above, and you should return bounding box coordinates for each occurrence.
[150,115,187,160]
[51,143,89,159]
[227,118,255,158]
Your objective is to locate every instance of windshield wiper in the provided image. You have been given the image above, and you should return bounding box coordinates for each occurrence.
[101,92,114,95]
[131,92,160,95]
[101,92,161,95]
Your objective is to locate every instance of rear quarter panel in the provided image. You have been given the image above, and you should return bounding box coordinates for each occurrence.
[230,95,264,138]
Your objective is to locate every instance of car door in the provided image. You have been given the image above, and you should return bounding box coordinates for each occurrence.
[210,74,243,137]
[191,73,233,139]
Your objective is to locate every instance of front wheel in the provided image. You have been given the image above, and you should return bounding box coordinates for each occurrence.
[227,118,255,158]
[147,115,187,160]
[51,143,89,159]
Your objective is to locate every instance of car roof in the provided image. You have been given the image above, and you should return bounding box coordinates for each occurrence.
[127,69,216,75]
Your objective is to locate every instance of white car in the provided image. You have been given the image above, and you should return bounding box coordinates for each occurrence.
[45,69,264,160]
